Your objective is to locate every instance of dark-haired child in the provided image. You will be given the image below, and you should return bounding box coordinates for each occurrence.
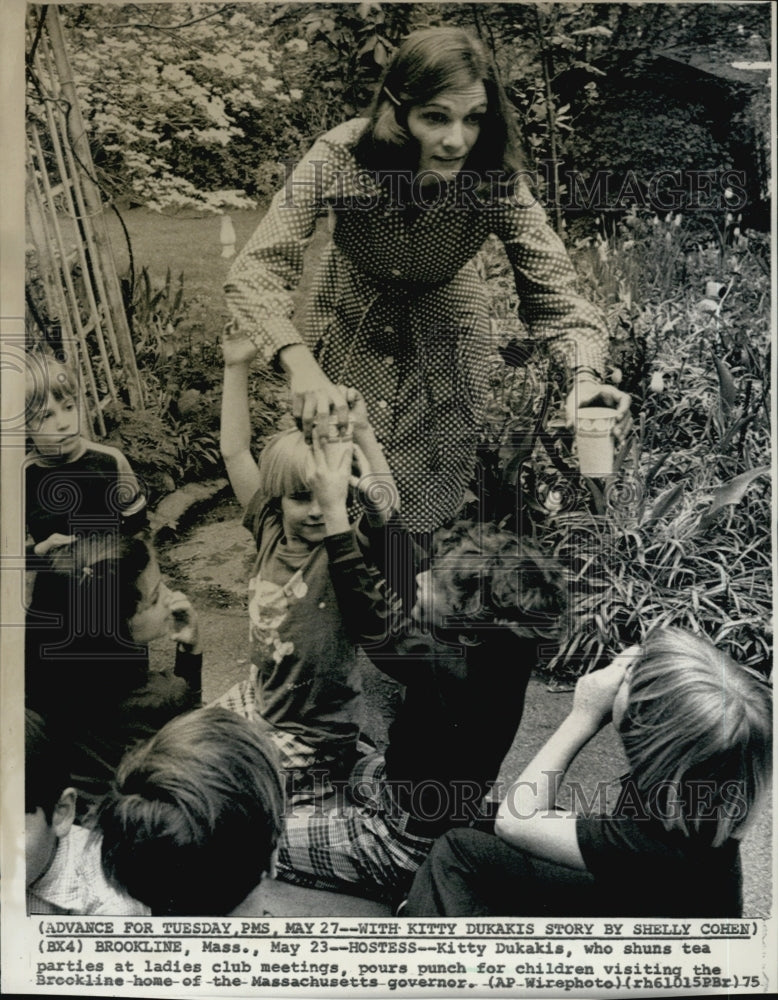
[26,533,202,818]
[25,709,147,915]
[277,520,567,902]
[404,627,772,917]
[95,707,285,916]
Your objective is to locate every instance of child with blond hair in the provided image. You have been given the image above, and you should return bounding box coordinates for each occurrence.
[404,627,772,916]
[216,330,405,800]
[25,351,146,673]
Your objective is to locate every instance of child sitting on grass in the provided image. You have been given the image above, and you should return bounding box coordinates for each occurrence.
[25,351,146,658]
[94,707,285,916]
[403,627,772,917]
[217,328,404,801]
[276,520,567,903]
[25,709,147,915]
[26,533,202,820]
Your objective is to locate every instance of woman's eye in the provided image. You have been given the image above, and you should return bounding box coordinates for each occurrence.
[423,112,448,125]
[290,491,312,503]
[466,114,484,126]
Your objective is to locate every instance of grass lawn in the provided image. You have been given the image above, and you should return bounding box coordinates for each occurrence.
[100,204,330,338]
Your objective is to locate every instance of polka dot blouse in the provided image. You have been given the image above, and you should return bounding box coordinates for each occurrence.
[225,119,609,532]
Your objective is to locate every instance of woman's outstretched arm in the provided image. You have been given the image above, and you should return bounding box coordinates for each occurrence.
[223,122,368,439]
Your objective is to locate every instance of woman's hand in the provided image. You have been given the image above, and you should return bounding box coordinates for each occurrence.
[221,325,258,367]
[565,377,632,441]
[280,344,349,443]
[571,646,638,732]
[168,591,201,654]
[33,533,76,557]
[336,385,369,442]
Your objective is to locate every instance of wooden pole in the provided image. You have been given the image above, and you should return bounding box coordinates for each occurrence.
[43,5,144,408]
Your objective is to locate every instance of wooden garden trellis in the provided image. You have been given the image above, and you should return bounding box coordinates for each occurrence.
[26,4,144,436]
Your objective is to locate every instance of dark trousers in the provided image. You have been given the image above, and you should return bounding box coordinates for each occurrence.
[404,827,606,917]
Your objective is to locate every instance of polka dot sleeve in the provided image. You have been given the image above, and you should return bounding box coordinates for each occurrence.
[492,181,610,377]
[224,120,368,361]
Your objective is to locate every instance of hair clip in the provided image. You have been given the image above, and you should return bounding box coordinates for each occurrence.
[383,86,402,108]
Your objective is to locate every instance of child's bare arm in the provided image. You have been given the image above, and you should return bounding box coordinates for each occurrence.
[220,328,262,508]
[495,650,636,870]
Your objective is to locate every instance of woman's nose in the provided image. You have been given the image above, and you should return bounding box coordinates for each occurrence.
[308,499,322,518]
[443,120,465,150]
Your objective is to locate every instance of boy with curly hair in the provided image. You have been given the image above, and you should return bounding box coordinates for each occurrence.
[277,520,567,904]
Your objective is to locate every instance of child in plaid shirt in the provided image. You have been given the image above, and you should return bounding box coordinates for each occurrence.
[276,520,567,903]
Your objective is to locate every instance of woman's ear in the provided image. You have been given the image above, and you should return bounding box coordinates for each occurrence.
[266,846,278,880]
[51,787,77,838]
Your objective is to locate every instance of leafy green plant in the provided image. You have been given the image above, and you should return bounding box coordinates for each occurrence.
[104,268,286,503]
[540,227,770,676]
[470,211,770,678]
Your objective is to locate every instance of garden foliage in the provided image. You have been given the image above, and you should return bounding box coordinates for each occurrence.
[103,266,285,502]
[473,212,771,675]
[40,2,769,217]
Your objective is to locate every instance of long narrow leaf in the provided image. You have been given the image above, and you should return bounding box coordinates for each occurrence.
[712,352,738,408]
[643,481,685,525]
[699,466,770,530]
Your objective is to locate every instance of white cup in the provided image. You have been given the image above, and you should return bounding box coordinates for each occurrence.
[575,407,617,476]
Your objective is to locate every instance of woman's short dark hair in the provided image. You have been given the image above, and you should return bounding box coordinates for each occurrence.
[96,708,286,915]
[355,26,523,182]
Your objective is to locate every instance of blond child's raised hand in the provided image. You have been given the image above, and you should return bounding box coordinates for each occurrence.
[571,646,639,731]
[221,325,258,367]
[336,385,369,439]
[310,432,353,532]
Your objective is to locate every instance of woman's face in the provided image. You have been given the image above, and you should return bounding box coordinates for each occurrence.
[128,553,173,644]
[406,81,488,181]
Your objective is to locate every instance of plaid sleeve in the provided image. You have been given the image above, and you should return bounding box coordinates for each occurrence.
[224,120,364,362]
[492,182,609,377]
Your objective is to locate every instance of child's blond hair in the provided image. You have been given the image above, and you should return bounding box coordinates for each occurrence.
[256,427,316,510]
[617,626,772,846]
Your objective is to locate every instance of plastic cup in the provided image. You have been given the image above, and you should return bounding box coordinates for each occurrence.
[575,406,617,476]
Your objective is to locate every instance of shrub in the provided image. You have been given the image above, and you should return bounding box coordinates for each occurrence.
[472,216,771,677]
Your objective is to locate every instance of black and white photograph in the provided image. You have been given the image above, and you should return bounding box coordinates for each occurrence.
[1,1,775,996]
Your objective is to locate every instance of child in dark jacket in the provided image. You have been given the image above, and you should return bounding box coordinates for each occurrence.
[277,520,567,902]
[404,627,772,917]
[26,533,202,819]
[25,352,146,655]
